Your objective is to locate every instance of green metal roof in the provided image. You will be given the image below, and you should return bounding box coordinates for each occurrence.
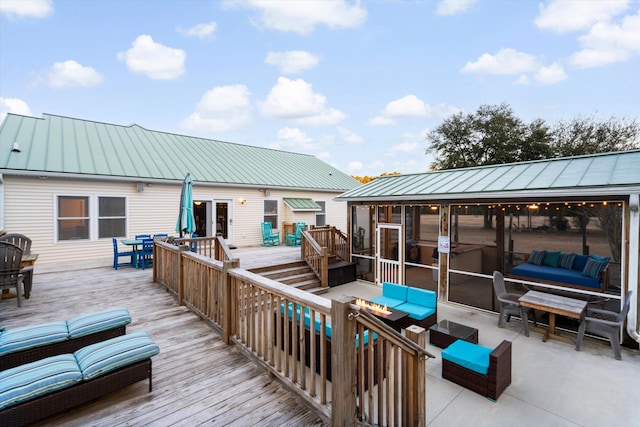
[283,198,322,211]
[0,113,361,192]
[337,150,640,201]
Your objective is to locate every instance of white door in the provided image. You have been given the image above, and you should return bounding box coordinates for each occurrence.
[377,224,402,285]
[214,199,233,244]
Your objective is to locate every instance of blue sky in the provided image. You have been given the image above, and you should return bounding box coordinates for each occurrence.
[1,0,639,176]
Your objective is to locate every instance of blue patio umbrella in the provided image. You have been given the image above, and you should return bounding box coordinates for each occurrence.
[176,173,196,237]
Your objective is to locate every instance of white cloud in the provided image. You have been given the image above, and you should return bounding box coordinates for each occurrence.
[264,50,320,74]
[225,0,367,35]
[0,0,53,18]
[0,97,32,122]
[259,77,347,126]
[347,160,364,173]
[337,126,364,144]
[568,12,640,68]
[461,48,541,75]
[369,95,460,125]
[48,60,104,89]
[316,151,331,160]
[275,126,316,150]
[534,0,629,34]
[534,62,568,85]
[117,35,186,80]
[515,74,530,85]
[178,21,217,39]
[435,0,477,16]
[181,84,252,132]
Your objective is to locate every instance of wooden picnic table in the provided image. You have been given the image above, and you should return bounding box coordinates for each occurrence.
[519,290,587,344]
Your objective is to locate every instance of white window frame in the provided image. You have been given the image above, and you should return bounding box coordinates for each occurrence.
[264,199,279,229]
[55,194,129,242]
[315,200,326,226]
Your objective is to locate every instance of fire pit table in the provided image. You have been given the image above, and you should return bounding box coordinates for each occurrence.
[429,319,479,349]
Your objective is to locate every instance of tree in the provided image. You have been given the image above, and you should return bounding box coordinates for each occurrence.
[550,115,640,157]
[426,103,552,170]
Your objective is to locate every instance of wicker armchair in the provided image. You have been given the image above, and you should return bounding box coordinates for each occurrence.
[442,340,512,401]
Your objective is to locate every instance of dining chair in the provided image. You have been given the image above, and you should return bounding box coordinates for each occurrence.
[0,233,34,299]
[492,271,536,336]
[135,234,152,240]
[138,238,154,270]
[112,238,135,270]
[575,290,633,360]
[0,241,24,306]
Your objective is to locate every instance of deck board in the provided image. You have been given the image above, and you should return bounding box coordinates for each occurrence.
[0,266,326,426]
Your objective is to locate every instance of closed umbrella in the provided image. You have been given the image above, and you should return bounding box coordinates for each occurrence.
[176,173,196,237]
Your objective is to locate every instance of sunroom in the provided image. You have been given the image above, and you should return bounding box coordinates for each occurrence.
[336,151,640,343]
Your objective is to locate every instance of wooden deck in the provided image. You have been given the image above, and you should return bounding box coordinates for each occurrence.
[0,266,326,426]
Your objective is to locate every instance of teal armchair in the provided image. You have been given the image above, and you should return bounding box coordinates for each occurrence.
[261,222,280,246]
[286,222,306,246]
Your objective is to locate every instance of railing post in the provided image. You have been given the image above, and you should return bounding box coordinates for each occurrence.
[177,244,189,305]
[321,247,328,288]
[222,259,239,345]
[331,297,357,426]
[403,325,427,427]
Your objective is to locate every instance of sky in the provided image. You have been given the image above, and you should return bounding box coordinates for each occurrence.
[1,0,639,177]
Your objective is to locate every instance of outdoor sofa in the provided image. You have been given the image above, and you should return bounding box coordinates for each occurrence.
[370,282,438,329]
[441,339,512,401]
[0,308,131,371]
[0,331,159,427]
[511,250,610,292]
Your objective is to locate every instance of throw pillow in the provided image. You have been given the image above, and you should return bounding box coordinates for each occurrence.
[590,254,611,263]
[572,254,590,271]
[542,251,561,267]
[558,252,576,270]
[582,258,608,280]
[528,250,546,265]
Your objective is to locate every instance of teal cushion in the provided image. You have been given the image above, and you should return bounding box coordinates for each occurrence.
[590,254,611,263]
[582,258,608,280]
[0,321,69,356]
[406,287,437,308]
[67,307,131,339]
[542,251,561,267]
[558,252,575,270]
[370,295,405,308]
[442,340,492,375]
[528,250,546,265]
[395,303,435,321]
[75,331,159,381]
[0,354,82,410]
[382,282,408,303]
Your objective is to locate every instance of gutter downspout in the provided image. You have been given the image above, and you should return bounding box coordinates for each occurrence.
[627,193,640,343]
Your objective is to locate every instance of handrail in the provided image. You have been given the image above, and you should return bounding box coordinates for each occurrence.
[301,226,349,289]
[152,240,431,425]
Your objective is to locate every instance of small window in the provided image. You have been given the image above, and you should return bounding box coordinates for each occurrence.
[98,196,126,238]
[315,201,326,226]
[264,200,278,229]
[57,196,90,240]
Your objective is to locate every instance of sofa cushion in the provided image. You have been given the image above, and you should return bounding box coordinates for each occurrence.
[0,321,69,357]
[0,354,82,410]
[511,263,602,289]
[582,258,608,280]
[442,339,492,375]
[542,251,561,267]
[590,254,611,263]
[382,282,408,304]
[370,295,405,308]
[572,254,590,271]
[558,252,575,270]
[395,302,436,321]
[75,331,159,381]
[528,250,546,265]
[67,307,131,339]
[406,287,437,308]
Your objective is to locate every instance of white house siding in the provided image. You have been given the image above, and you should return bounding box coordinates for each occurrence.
[2,175,348,272]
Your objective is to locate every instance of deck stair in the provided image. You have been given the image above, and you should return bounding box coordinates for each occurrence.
[250,261,327,295]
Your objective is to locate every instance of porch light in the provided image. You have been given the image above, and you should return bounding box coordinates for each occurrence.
[239,198,246,205]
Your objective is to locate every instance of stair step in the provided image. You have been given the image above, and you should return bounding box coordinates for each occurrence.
[263,266,311,279]
[307,287,329,295]
[279,273,318,285]
[291,279,322,290]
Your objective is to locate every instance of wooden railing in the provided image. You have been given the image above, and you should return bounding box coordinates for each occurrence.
[152,240,433,426]
[300,226,349,289]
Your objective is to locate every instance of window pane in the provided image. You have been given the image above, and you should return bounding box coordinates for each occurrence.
[315,201,326,226]
[264,200,278,228]
[99,218,126,238]
[99,197,125,216]
[58,196,89,240]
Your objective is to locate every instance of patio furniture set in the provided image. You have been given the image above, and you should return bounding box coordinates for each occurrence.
[113,234,166,270]
[0,234,38,307]
[261,222,306,246]
[0,308,160,426]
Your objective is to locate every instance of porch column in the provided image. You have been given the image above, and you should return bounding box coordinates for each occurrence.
[438,204,449,301]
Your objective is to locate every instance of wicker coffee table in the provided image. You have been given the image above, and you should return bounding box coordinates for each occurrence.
[429,319,479,349]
